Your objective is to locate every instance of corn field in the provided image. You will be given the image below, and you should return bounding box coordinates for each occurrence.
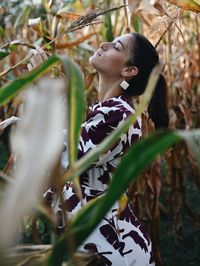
[0,0,200,265]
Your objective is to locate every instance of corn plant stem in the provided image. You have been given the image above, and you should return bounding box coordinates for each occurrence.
[167,28,173,104]
[123,0,130,33]
[196,14,200,76]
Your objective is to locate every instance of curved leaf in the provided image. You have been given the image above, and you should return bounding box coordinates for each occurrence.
[164,0,200,13]
[0,49,11,60]
[0,54,85,249]
[61,57,85,196]
[0,53,85,138]
[0,55,60,105]
[1,40,36,50]
[0,53,85,193]
[61,58,84,166]
[55,33,95,49]
[47,131,180,266]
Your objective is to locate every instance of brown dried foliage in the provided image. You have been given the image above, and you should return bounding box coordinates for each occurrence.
[127,5,200,265]
[0,1,200,265]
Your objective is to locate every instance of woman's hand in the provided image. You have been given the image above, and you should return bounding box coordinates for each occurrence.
[27,46,48,71]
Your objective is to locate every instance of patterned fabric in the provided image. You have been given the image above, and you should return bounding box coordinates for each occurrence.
[44,95,155,265]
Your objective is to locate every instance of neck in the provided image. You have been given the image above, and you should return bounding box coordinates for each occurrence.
[98,74,124,101]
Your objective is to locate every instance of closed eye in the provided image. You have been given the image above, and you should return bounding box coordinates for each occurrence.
[113,44,120,51]
[113,39,125,50]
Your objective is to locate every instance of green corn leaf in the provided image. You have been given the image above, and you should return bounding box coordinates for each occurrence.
[0,55,60,105]
[0,54,85,129]
[104,13,114,42]
[132,16,143,34]
[113,5,120,34]
[47,130,180,266]
[61,59,85,167]
[0,54,85,194]
[14,5,32,29]
[0,49,11,60]
[61,57,85,197]
[0,54,85,254]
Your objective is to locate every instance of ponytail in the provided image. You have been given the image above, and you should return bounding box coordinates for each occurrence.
[125,33,169,129]
[147,74,169,129]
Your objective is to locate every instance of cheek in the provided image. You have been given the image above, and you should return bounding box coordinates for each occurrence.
[89,50,127,75]
[104,55,125,74]
[107,53,125,66]
[92,53,125,73]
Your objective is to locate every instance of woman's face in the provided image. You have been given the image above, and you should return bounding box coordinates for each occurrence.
[89,33,134,77]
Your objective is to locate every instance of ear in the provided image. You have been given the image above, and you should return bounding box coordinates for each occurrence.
[121,66,138,78]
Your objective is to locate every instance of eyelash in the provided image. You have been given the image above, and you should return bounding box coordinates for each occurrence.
[114,46,119,51]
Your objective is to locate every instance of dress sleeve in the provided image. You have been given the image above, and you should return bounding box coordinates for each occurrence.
[77,103,142,167]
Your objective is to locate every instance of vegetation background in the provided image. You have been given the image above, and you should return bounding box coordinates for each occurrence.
[0,0,200,265]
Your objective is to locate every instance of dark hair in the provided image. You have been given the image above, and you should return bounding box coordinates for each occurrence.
[124,33,169,129]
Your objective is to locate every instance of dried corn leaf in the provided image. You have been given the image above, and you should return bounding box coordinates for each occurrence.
[164,0,200,13]
[56,10,82,20]
[56,33,95,49]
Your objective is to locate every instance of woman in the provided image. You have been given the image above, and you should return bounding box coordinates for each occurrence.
[28,33,168,266]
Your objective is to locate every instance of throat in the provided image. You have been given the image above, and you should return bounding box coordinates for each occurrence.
[98,76,124,101]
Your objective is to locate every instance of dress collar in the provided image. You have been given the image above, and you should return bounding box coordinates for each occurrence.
[95,94,132,105]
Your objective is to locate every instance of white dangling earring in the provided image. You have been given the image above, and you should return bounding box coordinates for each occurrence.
[120,80,129,90]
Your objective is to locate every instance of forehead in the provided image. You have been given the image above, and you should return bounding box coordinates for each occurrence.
[114,34,133,46]
[114,33,134,52]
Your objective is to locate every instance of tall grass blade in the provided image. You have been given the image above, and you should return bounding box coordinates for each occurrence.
[60,57,85,197]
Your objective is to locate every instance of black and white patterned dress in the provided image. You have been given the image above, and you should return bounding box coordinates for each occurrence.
[44,95,155,265]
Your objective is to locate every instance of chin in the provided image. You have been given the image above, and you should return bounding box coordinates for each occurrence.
[89,55,94,65]
[89,56,98,70]
[89,55,106,73]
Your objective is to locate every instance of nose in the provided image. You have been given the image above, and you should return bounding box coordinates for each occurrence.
[100,42,110,50]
